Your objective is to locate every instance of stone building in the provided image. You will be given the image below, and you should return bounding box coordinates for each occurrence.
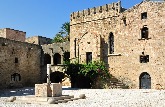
[0,28,26,42]
[0,27,70,88]
[0,29,42,88]
[70,1,165,89]
[25,31,70,84]
[41,41,70,84]
[26,36,52,45]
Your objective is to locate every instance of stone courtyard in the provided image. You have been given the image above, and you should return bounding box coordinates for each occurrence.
[1,87,165,107]
[1,0,165,106]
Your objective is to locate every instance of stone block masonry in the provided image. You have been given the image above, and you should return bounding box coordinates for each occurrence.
[0,28,26,42]
[26,36,52,45]
[35,83,62,97]
[0,37,41,88]
[70,1,165,89]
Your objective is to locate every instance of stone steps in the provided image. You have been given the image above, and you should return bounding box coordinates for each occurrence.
[13,95,82,104]
[108,75,129,89]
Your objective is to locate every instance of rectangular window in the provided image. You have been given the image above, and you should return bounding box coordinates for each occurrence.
[15,57,18,63]
[123,19,127,26]
[141,12,147,19]
[86,52,92,64]
[109,33,114,54]
[141,27,148,39]
[74,38,76,57]
[140,55,149,63]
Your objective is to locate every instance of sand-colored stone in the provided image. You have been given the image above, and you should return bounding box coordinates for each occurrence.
[35,83,62,97]
[70,1,165,89]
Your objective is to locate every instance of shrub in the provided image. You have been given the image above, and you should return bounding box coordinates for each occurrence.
[64,60,110,88]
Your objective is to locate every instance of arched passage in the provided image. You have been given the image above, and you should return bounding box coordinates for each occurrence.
[53,53,61,65]
[44,54,51,65]
[50,71,65,83]
[139,72,151,89]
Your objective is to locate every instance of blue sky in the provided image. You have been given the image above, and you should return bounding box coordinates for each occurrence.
[0,0,142,39]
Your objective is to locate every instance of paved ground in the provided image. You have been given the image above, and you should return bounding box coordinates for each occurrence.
[0,87,165,107]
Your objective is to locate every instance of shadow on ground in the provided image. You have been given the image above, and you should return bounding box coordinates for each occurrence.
[0,87,81,97]
[0,87,34,97]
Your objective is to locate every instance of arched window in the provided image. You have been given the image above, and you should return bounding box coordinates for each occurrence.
[53,53,61,65]
[11,73,21,81]
[109,32,114,54]
[141,27,148,39]
[44,54,51,65]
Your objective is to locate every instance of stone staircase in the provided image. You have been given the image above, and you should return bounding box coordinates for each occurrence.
[13,95,83,104]
[108,75,129,89]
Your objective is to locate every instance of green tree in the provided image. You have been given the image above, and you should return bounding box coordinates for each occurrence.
[52,22,70,43]
[52,33,64,43]
[60,22,70,36]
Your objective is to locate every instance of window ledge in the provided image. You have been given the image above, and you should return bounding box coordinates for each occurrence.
[108,53,121,56]
[138,37,151,40]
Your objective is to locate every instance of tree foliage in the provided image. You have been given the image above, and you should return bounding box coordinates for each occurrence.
[64,60,110,88]
[52,22,70,43]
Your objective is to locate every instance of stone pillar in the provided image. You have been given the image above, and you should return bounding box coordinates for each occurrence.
[47,64,51,84]
[51,54,54,65]
[61,54,63,64]
[49,48,54,65]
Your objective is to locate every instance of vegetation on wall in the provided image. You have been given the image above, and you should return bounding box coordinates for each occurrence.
[64,60,110,88]
[52,22,70,43]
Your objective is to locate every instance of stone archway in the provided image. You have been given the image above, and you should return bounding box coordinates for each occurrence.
[53,53,61,65]
[50,71,65,83]
[139,72,151,89]
[44,54,51,65]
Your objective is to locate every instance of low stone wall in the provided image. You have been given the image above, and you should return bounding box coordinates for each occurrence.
[35,83,62,97]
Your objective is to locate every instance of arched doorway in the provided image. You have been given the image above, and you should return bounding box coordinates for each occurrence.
[50,71,65,83]
[44,54,51,65]
[139,72,151,89]
[53,53,61,65]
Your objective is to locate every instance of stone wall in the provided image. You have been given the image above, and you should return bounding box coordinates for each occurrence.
[70,1,121,25]
[40,41,70,82]
[0,37,41,88]
[42,41,70,65]
[70,1,165,89]
[26,36,52,45]
[0,28,26,42]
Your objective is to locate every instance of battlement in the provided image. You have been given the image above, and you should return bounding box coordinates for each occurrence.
[0,37,40,48]
[5,28,26,33]
[26,35,52,45]
[70,1,122,25]
[0,28,26,42]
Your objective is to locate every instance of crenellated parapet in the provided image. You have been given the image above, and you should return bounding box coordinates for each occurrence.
[70,1,122,25]
[0,28,26,42]
[26,36,52,45]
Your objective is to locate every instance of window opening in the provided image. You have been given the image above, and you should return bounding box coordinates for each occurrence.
[141,27,148,39]
[140,55,149,63]
[141,12,147,19]
[86,52,92,64]
[15,57,18,63]
[109,32,114,54]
